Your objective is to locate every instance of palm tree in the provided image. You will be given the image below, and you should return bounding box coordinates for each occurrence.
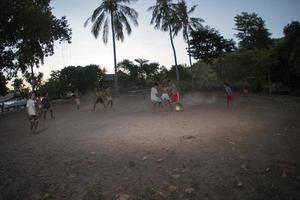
[148,0,180,85]
[84,0,139,92]
[173,0,203,68]
[173,0,203,88]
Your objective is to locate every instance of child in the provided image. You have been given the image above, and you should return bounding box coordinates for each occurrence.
[161,80,171,107]
[74,89,81,110]
[169,82,183,111]
[224,83,233,107]
[93,88,106,111]
[37,97,43,117]
[42,92,54,120]
[105,87,113,108]
[151,83,162,106]
[26,92,39,132]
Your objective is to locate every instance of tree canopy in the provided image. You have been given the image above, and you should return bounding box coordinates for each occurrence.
[234,12,271,49]
[84,0,139,92]
[0,0,72,76]
[189,26,236,63]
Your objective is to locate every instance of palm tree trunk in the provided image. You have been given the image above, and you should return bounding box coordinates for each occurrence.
[187,36,193,67]
[111,12,118,93]
[186,32,195,89]
[168,24,179,86]
[30,65,35,92]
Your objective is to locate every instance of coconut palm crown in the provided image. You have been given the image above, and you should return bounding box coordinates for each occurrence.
[148,0,180,85]
[84,0,139,92]
[173,0,204,67]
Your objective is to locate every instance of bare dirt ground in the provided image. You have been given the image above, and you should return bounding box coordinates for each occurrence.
[0,92,300,200]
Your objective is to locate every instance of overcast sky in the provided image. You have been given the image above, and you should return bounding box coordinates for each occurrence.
[38,0,300,79]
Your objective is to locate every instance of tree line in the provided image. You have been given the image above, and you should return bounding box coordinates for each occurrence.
[1,0,299,96]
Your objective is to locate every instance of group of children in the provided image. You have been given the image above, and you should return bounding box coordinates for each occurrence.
[69,87,114,111]
[93,87,113,111]
[150,80,181,109]
[26,92,55,133]
[150,81,234,109]
[26,82,233,132]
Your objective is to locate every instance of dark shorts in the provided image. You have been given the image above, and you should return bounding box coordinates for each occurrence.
[95,97,104,104]
[29,115,38,121]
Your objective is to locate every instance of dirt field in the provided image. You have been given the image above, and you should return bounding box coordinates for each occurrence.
[0,92,300,200]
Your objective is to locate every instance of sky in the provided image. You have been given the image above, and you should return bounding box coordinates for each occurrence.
[37,0,300,80]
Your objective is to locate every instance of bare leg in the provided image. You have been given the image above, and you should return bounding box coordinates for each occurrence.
[43,110,47,120]
[30,121,34,130]
[50,109,54,119]
[93,102,97,111]
[33,120,39,132]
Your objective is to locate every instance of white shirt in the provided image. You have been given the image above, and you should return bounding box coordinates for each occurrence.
[26,99,37,116]
[151,87,160,102]
[151,87,158,100]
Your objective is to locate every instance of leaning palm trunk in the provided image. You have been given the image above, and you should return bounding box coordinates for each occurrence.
[111,12,118,93]
[168,24,179,86]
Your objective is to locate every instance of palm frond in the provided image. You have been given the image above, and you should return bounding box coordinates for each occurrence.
[91,12,106,39]
[91,4,106,22]
[188,5,197,14]
[118,11,132,35]
[118,5,138,26]
[102,17,110,44]
[84,17,91,28]
[114,16,125,42]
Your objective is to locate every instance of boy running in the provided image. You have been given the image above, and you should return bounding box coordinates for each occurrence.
[26,92,38,133]
[93,88,106,111]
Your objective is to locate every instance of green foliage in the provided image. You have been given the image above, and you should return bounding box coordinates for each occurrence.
[37,65,106,99]
[192,62,220,90]
[0,0,72,75]
[59,65,105,91]
[189,26,236,63]
[275,21,300,91]
[234,12,271,49]
[0,72,8,95]
[12,78,24,91]
[166,64,191,81]
[117,59,161,88]
[118,59,140,82]
[214,49,273,91]
[24,71,44,91]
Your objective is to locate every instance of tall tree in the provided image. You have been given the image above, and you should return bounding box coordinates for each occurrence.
[0,0,72,91]
[234,12,271,49]
[148,0,180,85]
[84,0,139,93]
[279,21,300,91]
[189,26,236,63]
[173,0,203,67]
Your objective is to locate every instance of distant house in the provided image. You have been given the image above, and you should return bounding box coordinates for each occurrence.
[104,74,115,82]
[104,71,129,86]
